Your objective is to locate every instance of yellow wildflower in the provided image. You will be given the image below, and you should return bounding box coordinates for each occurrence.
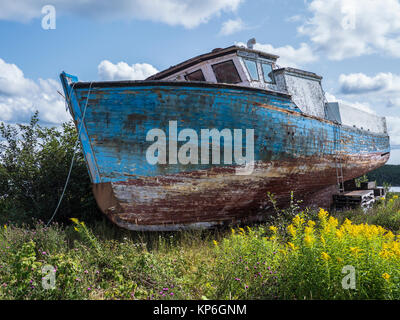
[384,231,395,240]
[318,208,328,220]
[213,240,218,246]
[382,273,391,281]
[307,220,316,228]
[3,224,6,230]
[292,215,304,227]
[287,224,296,237]
[393,195,398,200]
[269,226,277,234]
[278,249,287,256]
[304,226,313,235]
[328,216,338,228]
[336,229,344,239]
[321,252,330,261]
[350,247,362,257]
[304,234,314,247]
[379,249,392,259]
[231,228,235,235]
[287,242,298,251]
[70,218,79,224]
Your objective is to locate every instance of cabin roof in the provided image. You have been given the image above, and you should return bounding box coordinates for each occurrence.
[274,67,323,80]
[146,45,280,80]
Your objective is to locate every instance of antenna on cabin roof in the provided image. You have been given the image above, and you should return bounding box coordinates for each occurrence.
[247,38,256,49]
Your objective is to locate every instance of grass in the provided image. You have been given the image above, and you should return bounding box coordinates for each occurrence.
[1,193,400,300]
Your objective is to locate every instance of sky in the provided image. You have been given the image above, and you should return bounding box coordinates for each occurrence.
[1,0,400,163]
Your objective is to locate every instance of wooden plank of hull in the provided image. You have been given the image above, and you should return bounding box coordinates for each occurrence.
[93,153,389,231]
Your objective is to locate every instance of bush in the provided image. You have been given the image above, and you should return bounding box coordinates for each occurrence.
[277,208,400,299]
[0,112,100,225]
[210,226,281,299]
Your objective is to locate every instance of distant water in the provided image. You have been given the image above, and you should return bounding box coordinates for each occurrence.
[377,186,400,192]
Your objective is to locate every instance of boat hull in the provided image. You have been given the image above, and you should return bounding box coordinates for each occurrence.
[92,153,388,231]
[60,75,390,230]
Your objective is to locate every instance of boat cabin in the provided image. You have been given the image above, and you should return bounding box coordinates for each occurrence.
[147,40,387,135]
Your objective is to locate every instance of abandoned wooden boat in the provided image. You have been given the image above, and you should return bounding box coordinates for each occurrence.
[60,40,390,231]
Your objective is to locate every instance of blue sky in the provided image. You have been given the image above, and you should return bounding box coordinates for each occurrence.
[1,0,400,163]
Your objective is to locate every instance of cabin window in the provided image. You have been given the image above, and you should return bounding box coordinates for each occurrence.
[211,60,241,84]
[185,69,206,81]
[243,59,259,81]
[261,63,275,83]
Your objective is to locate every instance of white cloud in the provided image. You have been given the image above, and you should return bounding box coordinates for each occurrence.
[248,42,318,68]
[299,0,400,60]
[386,116,400,145]
[0,0,242,28]
[98,60,158,80]
[339,72,400,94]
[286,15,302,23]
[219,18,244,36]
[0,58,68,124]
[337,72,400,111]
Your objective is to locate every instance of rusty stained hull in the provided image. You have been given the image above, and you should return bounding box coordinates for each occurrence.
[93,153,389,231]
[60,76,390,231]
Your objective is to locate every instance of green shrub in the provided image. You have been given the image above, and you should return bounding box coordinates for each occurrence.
[0,112,100,225]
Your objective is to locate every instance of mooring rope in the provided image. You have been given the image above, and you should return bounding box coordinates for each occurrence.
[46,82,93,226]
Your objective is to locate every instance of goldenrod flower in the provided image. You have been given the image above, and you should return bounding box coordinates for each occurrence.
[287,224,296,237]
[321,252,330,261]
[304,226,313,235]
[335,229,344,239]
[307,220,316,228]
[304,234,314,247]
[269,226,277,234]
[70,218,79,224]
[350,247,362,257]
[3,224,6,230]
[279,249,287,256]
[318,208,328,220]
[213,240,218,246]
[231,228,235,235]
[287,242,298,251]
[293,215,304,226]
[384,231,395,240]
[382,273,391,281]
[328,216,338,228]
[379,249,392,259]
